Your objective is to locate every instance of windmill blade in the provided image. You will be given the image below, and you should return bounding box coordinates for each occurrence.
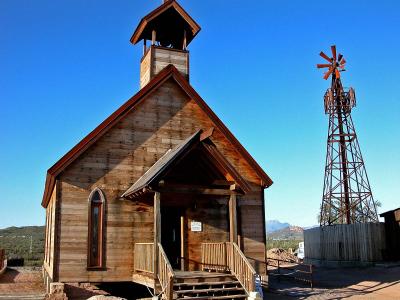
[331,45,337,61]
[338,53,343,62]
[341,58,346,65]
[320,51,332,62]
[335,69,340,78]
[317,63,332,68]
[323,68,333,80]
[339,63,346,69]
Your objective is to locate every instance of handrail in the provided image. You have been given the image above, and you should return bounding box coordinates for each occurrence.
[201,242,256,295]
[134,243,154,273]
[227,242,256,294]
[158,243,175,300]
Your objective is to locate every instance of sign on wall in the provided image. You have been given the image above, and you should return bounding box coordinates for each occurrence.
[190,221,202,232]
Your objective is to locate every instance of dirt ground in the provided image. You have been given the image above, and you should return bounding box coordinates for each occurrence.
[0,267,45,297]
[267,265,400,300]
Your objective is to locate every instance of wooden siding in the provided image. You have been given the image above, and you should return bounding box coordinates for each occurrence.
[304,223,386,263]
[140,46,188,88]
[140,49,151,88]
[44,185,57,280]
[56,78,266,282]
[152,47,188,79]
[238,188,266,274]
[185,199,229,271]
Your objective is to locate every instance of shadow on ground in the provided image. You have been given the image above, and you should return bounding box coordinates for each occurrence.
[268,265,400,299]
[97,283,152,300]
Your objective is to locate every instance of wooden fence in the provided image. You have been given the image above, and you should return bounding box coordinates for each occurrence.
[267,258,313,289]
[304,223,386,263]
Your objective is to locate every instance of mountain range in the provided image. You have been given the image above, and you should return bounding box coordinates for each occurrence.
[266,220,290,233]
[267,225,304,240]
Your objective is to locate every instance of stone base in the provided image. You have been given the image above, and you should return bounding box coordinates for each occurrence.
[247,292,262,300]
[45,282,68,300]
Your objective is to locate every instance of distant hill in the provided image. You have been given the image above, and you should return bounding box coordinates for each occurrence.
[0,226,45,266]
[266,220,290,233]
[268,226,304,240]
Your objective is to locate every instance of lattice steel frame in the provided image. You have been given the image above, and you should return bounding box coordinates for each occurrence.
[320,76,379,225]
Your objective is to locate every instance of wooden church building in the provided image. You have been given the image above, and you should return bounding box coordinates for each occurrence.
[42,1,273,299]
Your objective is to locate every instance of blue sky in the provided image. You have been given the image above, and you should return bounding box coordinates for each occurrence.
[1,0,399,228]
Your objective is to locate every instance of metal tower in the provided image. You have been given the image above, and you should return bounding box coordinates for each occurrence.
[317,46,379,225]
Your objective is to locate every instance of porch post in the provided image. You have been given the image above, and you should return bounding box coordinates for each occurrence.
[153,192,161,280]
[229,193,238,244]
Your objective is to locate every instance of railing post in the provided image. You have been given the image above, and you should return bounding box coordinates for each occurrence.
[250,273,255,292]
[153,192,161,281]
[167,274,174,300]
[229,194,238,244]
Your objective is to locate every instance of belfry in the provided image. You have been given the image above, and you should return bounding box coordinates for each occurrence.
[131,0,200,87]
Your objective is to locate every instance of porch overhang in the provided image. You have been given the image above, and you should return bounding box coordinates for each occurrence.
[121,129,251,200]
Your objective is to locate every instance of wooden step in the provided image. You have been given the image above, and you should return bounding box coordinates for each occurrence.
[176,286,244,295]
[174,271,233,279]
[171,271,247,300]
[175,295,247,300]
[174,280,240,289]
[174,272,236,284]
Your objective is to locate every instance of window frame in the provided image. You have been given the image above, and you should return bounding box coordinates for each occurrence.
[87,188,106,270]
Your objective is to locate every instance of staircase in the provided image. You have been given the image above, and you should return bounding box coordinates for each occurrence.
[134,242,256,300]
[173,271,247,300]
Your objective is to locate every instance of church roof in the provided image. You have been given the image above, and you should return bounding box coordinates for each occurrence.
[121,130,252,199]
[130,0,201,47]
[121,131,202,199]
[41,64,273,208]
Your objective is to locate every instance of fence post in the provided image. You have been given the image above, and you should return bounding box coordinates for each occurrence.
[277,259,280,282]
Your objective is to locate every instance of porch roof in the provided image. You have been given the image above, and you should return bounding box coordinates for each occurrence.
[121,129,251,199]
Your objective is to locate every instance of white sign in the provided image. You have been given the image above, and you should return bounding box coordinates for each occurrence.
[191,221,202,232]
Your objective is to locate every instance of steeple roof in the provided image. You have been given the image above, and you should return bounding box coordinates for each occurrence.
[130,0,201,47]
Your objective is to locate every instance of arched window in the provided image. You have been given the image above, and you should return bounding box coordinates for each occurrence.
[88,188,105,268]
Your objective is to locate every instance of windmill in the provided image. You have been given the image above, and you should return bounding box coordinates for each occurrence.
[317,45,379,225]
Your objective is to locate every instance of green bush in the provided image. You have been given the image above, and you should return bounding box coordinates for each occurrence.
[0,226,45,266]
[266,239,303,251]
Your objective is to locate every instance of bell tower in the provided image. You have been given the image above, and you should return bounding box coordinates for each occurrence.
[131,0,201,88]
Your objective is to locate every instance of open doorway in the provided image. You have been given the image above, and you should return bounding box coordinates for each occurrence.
[161,206,182,270]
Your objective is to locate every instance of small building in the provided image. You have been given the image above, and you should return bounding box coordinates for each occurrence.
[380,208,400,261]
[41,1,273,298]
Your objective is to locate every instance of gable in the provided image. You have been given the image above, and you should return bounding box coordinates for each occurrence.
[41,64,273,207]
[121,130,251,199]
